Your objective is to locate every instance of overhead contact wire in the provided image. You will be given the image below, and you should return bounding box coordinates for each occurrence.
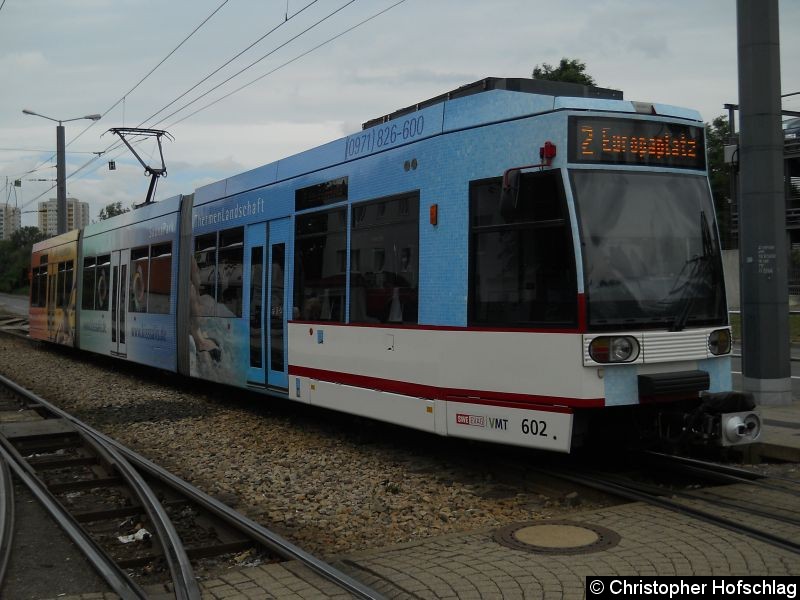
[168,0,407,128]
[21,0,231,178]
[18,0,322,207]
[141,0,321,126]
[25,1,408,205]
[150,0,357,128]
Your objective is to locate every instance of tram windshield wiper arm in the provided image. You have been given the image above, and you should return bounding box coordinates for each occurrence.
[669,211,714,332]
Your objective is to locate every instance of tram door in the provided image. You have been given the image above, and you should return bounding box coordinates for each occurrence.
[246,223,266,385]
[245,219,289,390]
[110,249,129,356]
[266,219,289,390]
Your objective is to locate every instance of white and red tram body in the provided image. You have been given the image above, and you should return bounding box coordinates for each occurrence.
[187,78,753,452]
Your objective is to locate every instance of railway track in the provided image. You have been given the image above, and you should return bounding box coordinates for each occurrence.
[0,315,28,339]
[0,372,383,599]
[0,447,12,587]
[533,451,800,556]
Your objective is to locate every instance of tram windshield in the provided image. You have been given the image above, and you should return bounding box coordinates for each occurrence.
[571,170,726,330]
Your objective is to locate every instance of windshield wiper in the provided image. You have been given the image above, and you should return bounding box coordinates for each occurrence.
[669,211,715,332]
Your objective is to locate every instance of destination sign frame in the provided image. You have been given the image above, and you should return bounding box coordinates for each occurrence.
[568,116,706,170]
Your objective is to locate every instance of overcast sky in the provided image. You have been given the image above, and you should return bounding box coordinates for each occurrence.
[1,0,798,227]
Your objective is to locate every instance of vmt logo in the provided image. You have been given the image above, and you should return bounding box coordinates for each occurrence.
[456,413,485,427]
[455,413,508,430]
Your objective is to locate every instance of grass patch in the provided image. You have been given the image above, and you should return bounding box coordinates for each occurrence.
[729,312,800,343]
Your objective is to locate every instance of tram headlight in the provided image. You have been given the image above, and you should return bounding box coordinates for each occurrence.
[611,337,636,361]
[708,329,731,355]
[588,336,639,363]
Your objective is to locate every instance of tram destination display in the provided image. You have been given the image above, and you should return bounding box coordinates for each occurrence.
[568,116,706,170]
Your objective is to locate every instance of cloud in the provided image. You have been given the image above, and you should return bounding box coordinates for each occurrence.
[626,35,669,59]
[4,0,800,228]
[167,120,346,169]
[0,51,48,70]
[169,156,247,175]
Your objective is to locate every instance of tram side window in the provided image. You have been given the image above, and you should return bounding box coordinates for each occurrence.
[48,267,56,310]
[217,227,244,318]
[469,173,577,327]
[193,233,217,317]
[31,266,46,307]
[62,260,74,309]
[96,255,111,311]
[30,267,38,307]
[294,208,346,322]
[39,268,47,307]
[82,257,96,310]
[56,262,66,308]
[149,242,172,315]
[349,193,419,324]
[129,247,149,313]
[52,263,59,308]
[41,267,49,307]
[29,267,37,307]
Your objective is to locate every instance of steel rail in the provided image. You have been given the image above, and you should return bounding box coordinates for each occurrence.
[0,372,386,600]
[0,454,14,588]
[82,428,201,599]
[87,429,387,600]
[687,489,800,526]
[586,468,800,528]
[532,466,800,556]
[641,450,799,493]
[641,450,764,480]
[0,437,147,599]
[0,376,199,599]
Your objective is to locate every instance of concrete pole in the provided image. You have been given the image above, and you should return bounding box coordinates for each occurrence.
[737,0,791,405]
[56,123,66,235]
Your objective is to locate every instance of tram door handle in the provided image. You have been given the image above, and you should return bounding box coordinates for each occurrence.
[385,334,395,351]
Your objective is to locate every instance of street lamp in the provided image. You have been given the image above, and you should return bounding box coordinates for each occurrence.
[22,109,101,235]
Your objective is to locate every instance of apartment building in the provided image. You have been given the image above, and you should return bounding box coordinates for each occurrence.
[37,197,90,236]
[0,203,21,241]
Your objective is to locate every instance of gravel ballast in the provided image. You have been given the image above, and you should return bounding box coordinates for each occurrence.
[0,335,614,557]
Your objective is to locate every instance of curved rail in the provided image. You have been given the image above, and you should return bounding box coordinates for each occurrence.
[83,428,200,599]
[0,439,148,599]
[0,376,200,599]
[0,454,14,589]
[104,443,384,600]
[0,372,385,600]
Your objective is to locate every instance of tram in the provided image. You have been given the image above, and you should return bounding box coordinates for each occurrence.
[30,77,761,452]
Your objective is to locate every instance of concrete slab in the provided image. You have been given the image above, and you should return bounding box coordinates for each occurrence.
[0,292,28,316]
[747,399,800,462]
[334,502,798,599]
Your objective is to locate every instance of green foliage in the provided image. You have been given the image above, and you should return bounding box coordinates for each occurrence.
[0,226,46,294]
[792,249,800,269]
[532,58,596,86]
[730,312,800,343]
[11,226,47,248]
[98,201,130,221]
[705,116,733,248]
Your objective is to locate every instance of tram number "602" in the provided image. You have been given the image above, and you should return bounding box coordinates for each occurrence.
[521,419,547,437]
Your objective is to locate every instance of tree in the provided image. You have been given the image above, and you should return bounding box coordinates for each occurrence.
[0,226,45,294]
[532,58,596,86]
[705,115,734,248]
[98,201,130,221]
[11,226,46,248]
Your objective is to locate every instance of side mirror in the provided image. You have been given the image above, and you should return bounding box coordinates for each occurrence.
[500,169,520,218]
